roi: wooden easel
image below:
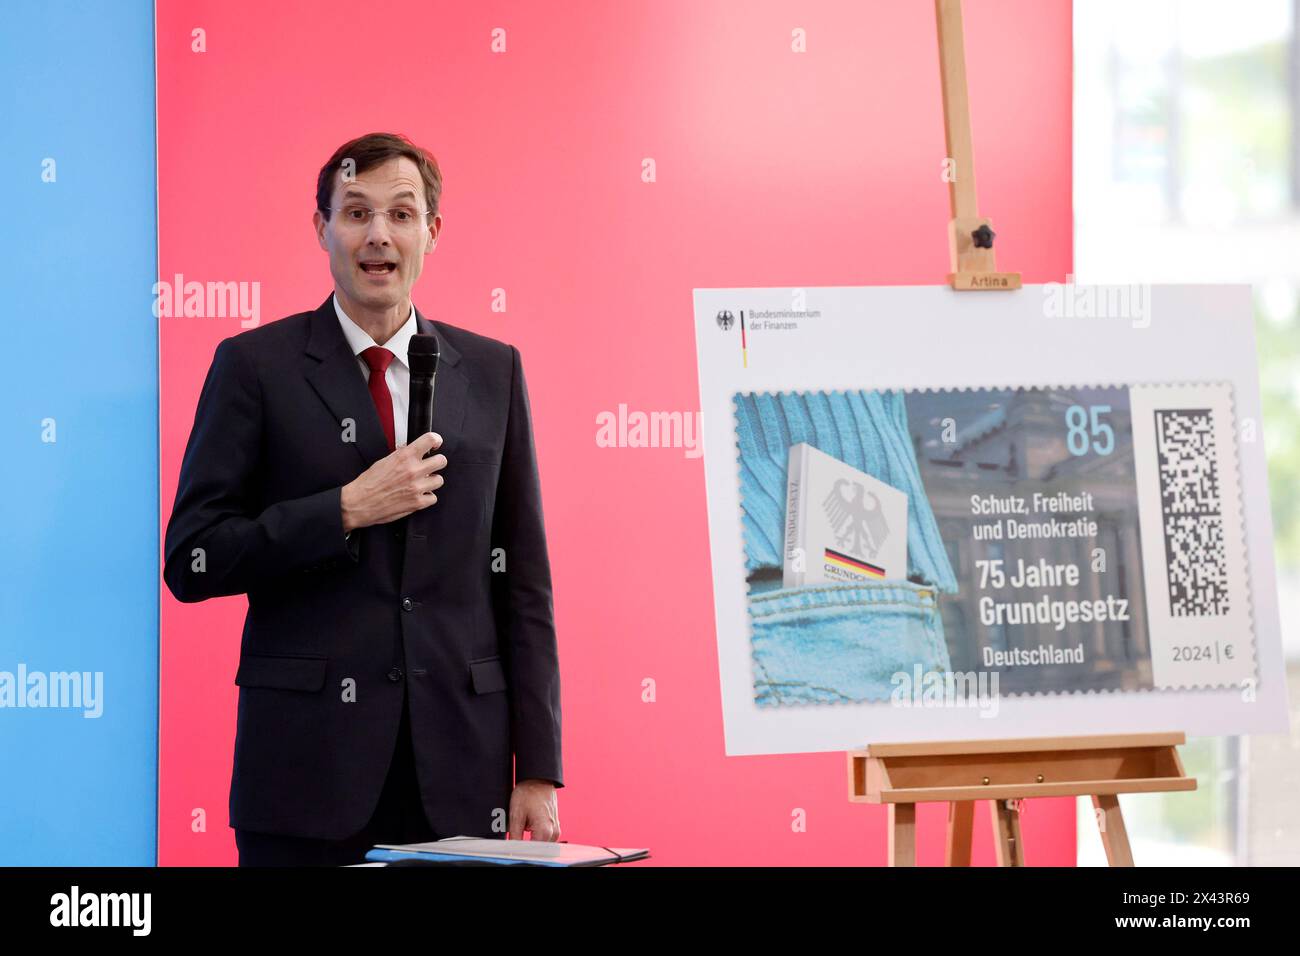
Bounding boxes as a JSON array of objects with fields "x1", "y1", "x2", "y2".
[
  {"x1": 848, "y1": 733, "x2": 1196, "y2": 866},
  {"x1": 935, "y1": 0, "x2": 1021, "y2": 290},
  {"x1": 843, "y1": 4, "x2": 1196, "y2": 867}
]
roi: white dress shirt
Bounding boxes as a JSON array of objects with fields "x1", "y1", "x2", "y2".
[{"x1": 333, "y1": 293, "x2": 419, "y2": 448}]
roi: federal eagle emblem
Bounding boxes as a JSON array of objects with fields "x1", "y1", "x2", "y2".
[{"x1": 822, "y1": 478, "x2": 889, "y2": 559}]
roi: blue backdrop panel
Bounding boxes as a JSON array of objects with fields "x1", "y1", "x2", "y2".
[{"x1": 0, "y1": 0, "x2": 158, "y2": 865}]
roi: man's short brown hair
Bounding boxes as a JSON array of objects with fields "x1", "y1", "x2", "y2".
[{"x1": 316, "y1": 132, "x2": 443, "y2": 220}]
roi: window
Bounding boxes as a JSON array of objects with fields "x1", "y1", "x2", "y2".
[{"x1": 1075, "y1": 0, "x2": 1300, "y2": 866}]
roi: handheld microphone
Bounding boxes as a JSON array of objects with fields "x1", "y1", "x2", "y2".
[{"x1": 407, "y1": 333, "x2": 440, "y2": 459}]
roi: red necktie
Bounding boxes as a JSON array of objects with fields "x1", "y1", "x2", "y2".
[{"x1": 361, "y1": 346, "x2": 396, "y2": 452}]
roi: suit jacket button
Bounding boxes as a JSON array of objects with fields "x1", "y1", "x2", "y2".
[
  {"x1": 401, "y1": 597, "x2": 414, "y2": 612},
  {"x1": 388, "y1": 667, "x2": 403, "y2": 682}
]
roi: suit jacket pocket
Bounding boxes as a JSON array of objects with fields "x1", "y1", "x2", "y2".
[
  {"x1": 468, "y1": 656, "x2": 508, "y2": 695},
  {"x1": 235, "y1": 653, "x2": 328, "y2": 692}
]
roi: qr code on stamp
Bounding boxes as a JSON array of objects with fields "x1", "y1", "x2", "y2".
[{"x1": 1155, "y1": 409, "x2": 1229, "y2": 616}]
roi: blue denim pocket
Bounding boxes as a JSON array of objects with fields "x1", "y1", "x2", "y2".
[
  {"x1": 735, "y1": 389, "x2": 960, "y2": 708},
  {"x1": 749, "y1": 577, "x2": 951, "y2": 706}
]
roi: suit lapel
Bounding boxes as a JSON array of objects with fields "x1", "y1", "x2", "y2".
[
  {"x1": 304, "y1": 294, "x2": 391, "y2": 468},
  {"x1": 303, "y1": 294, "x2": 469, "y2": 471}
]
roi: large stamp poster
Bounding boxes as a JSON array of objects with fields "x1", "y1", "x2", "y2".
[{"x1": 694, "y1": 285, "x2": 1288, "y2": 755}]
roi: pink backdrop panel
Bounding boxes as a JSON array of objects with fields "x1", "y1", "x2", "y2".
[{"x1": 158, "y1": 0, "x2": 1074, "y2": 865}]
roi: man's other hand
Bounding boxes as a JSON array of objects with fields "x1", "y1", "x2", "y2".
[
  {"x1": 340, "y1": 432, "x2": 446, "y2": 532},
  {"x1": 507, "y1": 779, "x2": 560, "y2": 841}
]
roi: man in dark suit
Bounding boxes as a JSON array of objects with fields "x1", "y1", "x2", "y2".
[{"x1": 163, "y1": 132, "x2": 562, "y2": 866}]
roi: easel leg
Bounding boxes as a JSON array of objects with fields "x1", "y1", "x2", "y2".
[
  {"x1": 1091, "y1": 794, "x2": 1135, "y2": 867},
  {"x1": 888, "y1": 803, "x2": 917, "y2": 867},
  {"x1": 945, "y1": 800, "x2": 974, "y2": 866},
  {"x1": 991, "y1": 799, "x2": 1025, "y2": 866}
]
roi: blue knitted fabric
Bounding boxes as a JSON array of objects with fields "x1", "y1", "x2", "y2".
[{"x1": 734, "y1": 390, "x2": 958, "y2": 593}]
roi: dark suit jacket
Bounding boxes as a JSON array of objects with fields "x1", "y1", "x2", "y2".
[{"x1": 163, "y1": 292, "x2": 562, "y2": 841}]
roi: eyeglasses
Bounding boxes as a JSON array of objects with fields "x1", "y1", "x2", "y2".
[{"x1": 327, "y1": 204, "x2": 431, "y2": 232}]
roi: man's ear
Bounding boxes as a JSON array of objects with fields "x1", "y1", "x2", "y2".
[
  {"x1": 425, "y1": 213, "x2": 442, "y2": 255},
  {"x1": 313, "y1": 209, "x2": 328, "y2": 250}
]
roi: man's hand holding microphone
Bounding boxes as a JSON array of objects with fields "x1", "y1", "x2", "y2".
[{"x1": 340, "y1": 431, "x2": 446, "y2": 533}]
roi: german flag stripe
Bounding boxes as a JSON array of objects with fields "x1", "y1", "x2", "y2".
[{"x1": 824, "y1": 547, "x2": 885, "y2": 577}]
